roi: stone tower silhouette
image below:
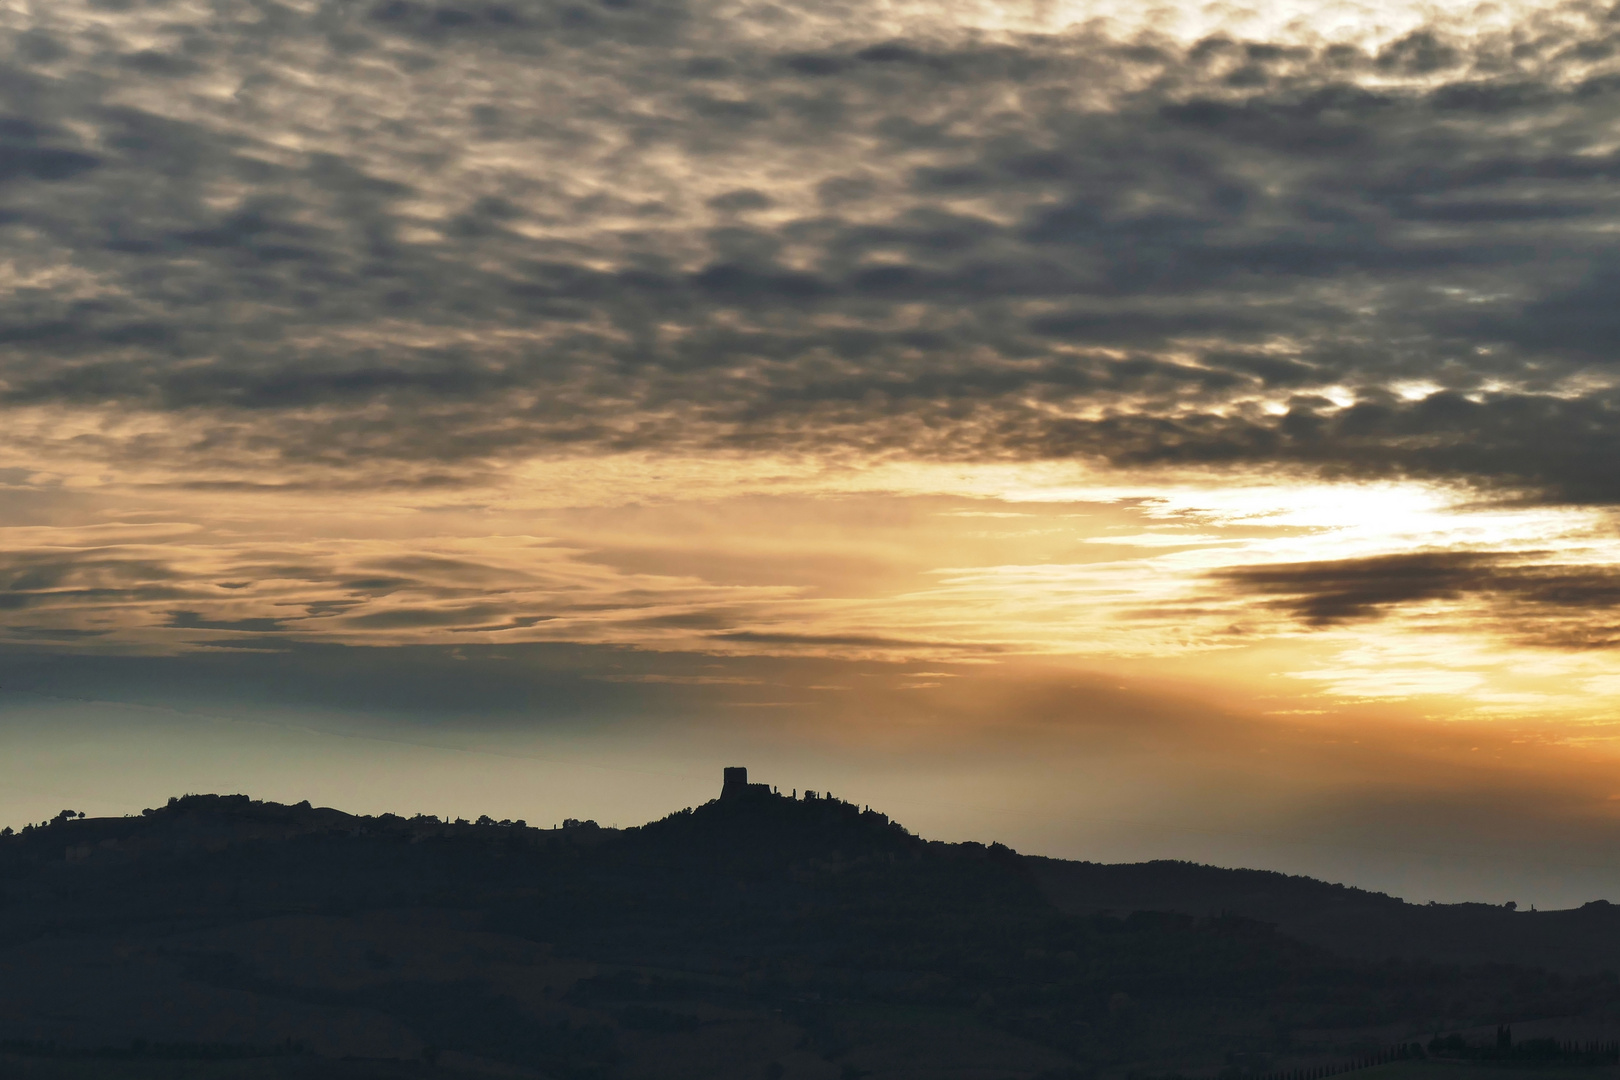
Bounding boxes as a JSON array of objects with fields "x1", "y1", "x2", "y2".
[
  {"x1": 721, "y1": 766, "x2": 774, "y2": 801},
  {"x1": 721, "y1": 766, "x2": 750, "y2": 800}
]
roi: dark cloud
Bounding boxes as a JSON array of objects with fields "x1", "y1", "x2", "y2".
[
  {"x1": 0, "y1": 552, "x2": 191, "y2": 620},
  {"x1": 1219, "y1": 551, "x2": 1620, "y2": 645},
  {"x1": 1220, "y1": 551, "x2": 1509, "y2": 624},
  {"x1": 167, "y1": 610, "x2": 288, "y2": 633},
  {"x1": 6, "y1": 1, "x2": 1620, "y2": 498}
]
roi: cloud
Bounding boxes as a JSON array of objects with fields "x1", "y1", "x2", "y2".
[
  {"x1": 0, "y1": 1, "x2": 1619, "y2": 499},
  {"x1": 1220, "y1": 551, "x2": 1509, "y2": 624},
  {"x1": 0, "y1": 522, "x2": 807, "y2": 653},
  {"x1": 1218, "y1": 550, "x2": 1620, "y2": 646}
]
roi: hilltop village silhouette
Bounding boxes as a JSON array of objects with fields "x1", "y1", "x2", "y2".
[
  {"x1": 0, "y1": 768, "x2": 1616, "y2": 1080},
  {"x1": 720, "y1": 765, "x2": 855, "y2": 806}
]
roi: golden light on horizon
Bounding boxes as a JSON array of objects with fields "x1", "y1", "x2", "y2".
[{"x1": 4, "y1": 454, "x2": 1619, "y2": 726}]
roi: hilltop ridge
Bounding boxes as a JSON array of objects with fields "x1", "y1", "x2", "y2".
[
  {"x1": 0, "y1": 772, "x2": 1618, "y2": 1080},
  {"x1": 6, "y1": 780, "x2": 1618, "y2": 974},
  {"x1": 6, "y1": 778, "x2": 1619, "y2": 974}
]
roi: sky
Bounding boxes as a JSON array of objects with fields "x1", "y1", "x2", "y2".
[{"x1": 4, "y1": 0, "x2": 1620, "y2": 906}]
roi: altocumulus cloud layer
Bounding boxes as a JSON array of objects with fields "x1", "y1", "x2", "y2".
[{"x1": 6, "y1": 0, "x2": 1620, "y2": 497}]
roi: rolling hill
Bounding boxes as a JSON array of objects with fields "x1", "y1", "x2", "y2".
[{"x1": 1, "y1": 773, "x2": 1617, "y2": 1080}]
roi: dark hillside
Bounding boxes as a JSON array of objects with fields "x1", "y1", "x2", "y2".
[
  {"x1": 1028, "y1": 857, "x2": 1620, "y2": 974},
  {"x1": 1024, "y1": 858, "x2": 1406, "y2": 925},
  {"x1": 0, "y1": 778, "x2": 1617, "y2": 1080}
]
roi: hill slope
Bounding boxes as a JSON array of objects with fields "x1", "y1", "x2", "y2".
[
  {"x1": 1027, "y1": 856, "x2": 1620, "y2": 974},
  {"x1": 0, "y1": 784, "x2": 1616, "y2": 1080}
]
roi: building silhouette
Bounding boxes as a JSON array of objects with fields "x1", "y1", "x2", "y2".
[{"x1": 721, "y1": 767, "x2": 773, "y2": 801}]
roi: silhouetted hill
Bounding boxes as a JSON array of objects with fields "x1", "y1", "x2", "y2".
[
  {"x1": 634, "y1": 788, "x2": 918, "y2": 864},
  {"x1": 0, "y1": 778, "x2": 1618, "y2": 1080},
  {"x1": 1025, "y1": 858, "x2": 1405, "y2": 925},
  {"x1": 1027, "y1": 857, "x2": 1620, "y2": 975}
]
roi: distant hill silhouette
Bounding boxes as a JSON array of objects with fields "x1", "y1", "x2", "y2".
[
  {"x1": 0, "y1": 774, "x2": 1616, "y2": 1080},
  {"x1": 1027, "y1": 857, "x2": 1620, "y2": 974}
]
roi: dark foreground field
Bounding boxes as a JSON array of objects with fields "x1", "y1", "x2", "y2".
[{"x1": 2, "y1": 778, "x2": 1618, "y2": 1080}]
